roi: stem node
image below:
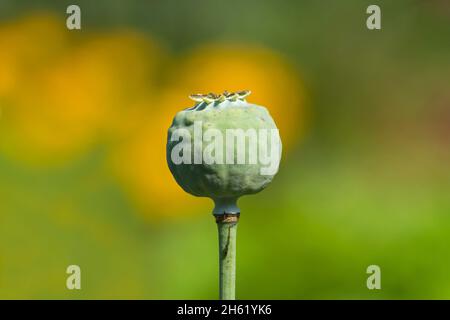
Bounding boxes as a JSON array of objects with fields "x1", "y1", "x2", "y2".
[{"x1": 215, "y1": 213, "x2": 239, "y2": 300}]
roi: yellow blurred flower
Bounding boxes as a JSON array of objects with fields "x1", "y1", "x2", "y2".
[
  {"x1": 169, "y1": 43, "x2": 306, "y2": 150},
  {"x1": 0, "y1": 14, "x2": 164, "y2": 164},
  {"x1": 0, "y1": 13, "x2": 69, "y2": 97}
]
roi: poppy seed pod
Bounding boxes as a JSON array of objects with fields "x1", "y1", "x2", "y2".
[{"x1": 166, "y1": 91, "x2": 282, "y2": 215}]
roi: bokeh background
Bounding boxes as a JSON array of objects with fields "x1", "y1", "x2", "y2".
[{"x1": 0, "y1": 0, "x2": 449, "y2": 299}]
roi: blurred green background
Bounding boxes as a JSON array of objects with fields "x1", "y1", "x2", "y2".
[{"x1": 0, "y1": 0, "x2": 449, "y2": 299}]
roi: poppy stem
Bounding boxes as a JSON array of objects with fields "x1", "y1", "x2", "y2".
[{"x1": 215, "y1": 213, "x2": 239, "y2": 300}]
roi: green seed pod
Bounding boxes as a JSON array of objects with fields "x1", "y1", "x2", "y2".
[{"x1": 166, "y1": 91, "x2": 282, "y2": 215}]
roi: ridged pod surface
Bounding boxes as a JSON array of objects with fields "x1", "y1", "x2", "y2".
[{"x1": 167, "y1": 91, "x2": 282, "y2": 214}]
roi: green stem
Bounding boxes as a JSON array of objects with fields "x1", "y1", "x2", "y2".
[{"x1": 216, "y1": 214, "x2": 239, "y2": 300}]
